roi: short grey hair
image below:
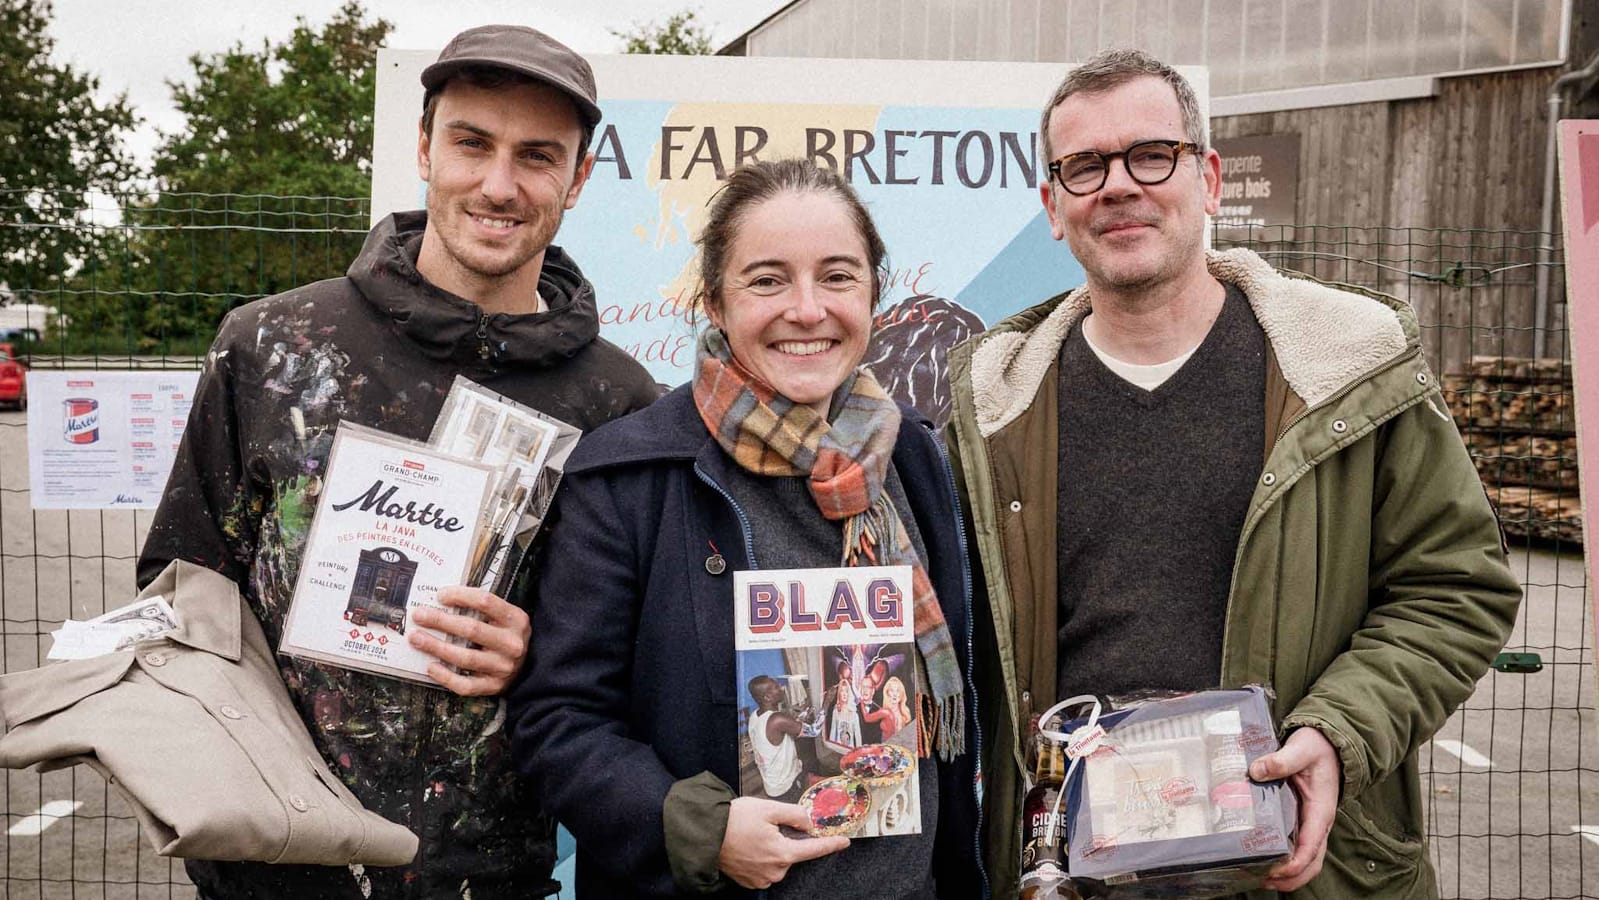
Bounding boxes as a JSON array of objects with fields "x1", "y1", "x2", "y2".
[{"x1": 1037, "y1": 49, "x2": 1207, "y2": 167}]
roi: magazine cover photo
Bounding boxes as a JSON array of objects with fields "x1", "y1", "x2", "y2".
[{"x1": 734, "y1": 566, "x2": 924, "y2": 838}]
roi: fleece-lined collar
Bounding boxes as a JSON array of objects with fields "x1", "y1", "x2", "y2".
[
  {"x1": 347, "y1": 210, "x2": 602, "y2": 370},
  {"x1": 967, "y1": 247, "x2": 1412, "y2": 438}
]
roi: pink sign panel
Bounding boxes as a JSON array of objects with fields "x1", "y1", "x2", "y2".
[{"x1": 1558, "y1": 120, "x2": 1599, "y2": 667}]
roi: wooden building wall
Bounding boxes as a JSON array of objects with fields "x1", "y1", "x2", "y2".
[
  {"x1": 1211, "y1": 67, "x2": 1564, "y2": 372},
  {"x1": 727, "y1": 0, "x2": 1599, "y2": 374},
  {"x1": 1213, "y1": 67, "x2": 1575, "y2": 233},
  {"x1": 1207, "y1": 3, "x2": 1596, "y2": 374}
]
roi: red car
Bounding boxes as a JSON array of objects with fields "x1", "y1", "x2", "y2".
[{"x1": 0, "y1": 344, "x2": 27, "y2": 410}]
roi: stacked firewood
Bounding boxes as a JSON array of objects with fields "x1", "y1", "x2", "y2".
[
  {"x1": 1458, "y1": 432, "x2": 1578, "y2": 490},
  {"x1": 1487, "y1": 485, "x2": 1584, "y2": 545},
  {"x1": 1441, "y1": 380, "x2": 1573, "y2": 432},
  {"x1": 1469, "y1": 357, "x2": 1570, "y2": 381},
  {"x1": 1441, "y1": 356, "x2": 1581, "y2": 545}
]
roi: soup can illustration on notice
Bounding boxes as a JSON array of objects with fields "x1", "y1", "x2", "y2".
[{"x1": 63, "y1": 398, "x2": 100, "y2": 444}]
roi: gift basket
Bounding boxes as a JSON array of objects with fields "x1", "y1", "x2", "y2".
[{"x1": 1031, "y1": 686, "x2": 1297, "y2": 899}]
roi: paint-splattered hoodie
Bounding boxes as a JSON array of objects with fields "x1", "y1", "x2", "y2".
[{"x1": 137, "y1": 210, "x2": 661, "y2": 900}]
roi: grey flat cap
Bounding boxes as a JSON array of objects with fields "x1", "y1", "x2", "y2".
[{"x1": 421, "y1": 25, "x2": 601, "y2": 130}]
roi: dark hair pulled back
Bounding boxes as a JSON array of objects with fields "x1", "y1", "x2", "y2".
[{"x1": 694, "y1": 159, "x2": 887, "y2": 319}]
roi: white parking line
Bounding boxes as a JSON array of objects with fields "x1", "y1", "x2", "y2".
[
  {"x1": 1574, "y1": 825, "x2": 1599, "y2": 847},
  {"x1": 1432, "y1": 739, "x2": 1493, "y2": 768},
  {"x1": 7, "y1": 800, "x2": 82, "y2": 836}
]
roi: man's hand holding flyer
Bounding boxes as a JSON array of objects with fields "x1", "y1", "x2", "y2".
[{"x1": 277, "y1": 378, "x2": 578, "y2": 685}]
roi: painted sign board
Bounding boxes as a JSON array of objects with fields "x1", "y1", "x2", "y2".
[
  {"x1": 1212, "y1": 134, "x2": 1300, "y2": 236},
  {"x1": 372, "y1": 53, "x2": 1209, "y2": 422}
]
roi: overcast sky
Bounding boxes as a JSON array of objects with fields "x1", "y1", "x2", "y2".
[{"x1": 47, "y1": 0, "x2": 789, "y2": 162}]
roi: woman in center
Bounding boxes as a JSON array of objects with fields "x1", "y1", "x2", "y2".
[{"x1": 510, "y1": 159, "x2": 983, "y2": 898}]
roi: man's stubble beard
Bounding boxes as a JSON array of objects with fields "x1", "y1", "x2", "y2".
[
  {"x1": 426, "y1": 191, "x2": 564, "y2": 284},
  {"x1": 1079, "y1": 220, "x2": 1207, "y2": 302}
]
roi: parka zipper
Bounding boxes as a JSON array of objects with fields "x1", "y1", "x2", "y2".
[
  {"x1": 693, "y1": 463, "x2": 758, "y2": 569},
  {"x1": 1220, "y1": 346, "x2": 1431, "y2": 678},
  {"x1": 929, "y1": 424, "x2": 992, "y2": 899},
  {"x1": 692, "y1": 461, "x2": 764, "y2": 899}
]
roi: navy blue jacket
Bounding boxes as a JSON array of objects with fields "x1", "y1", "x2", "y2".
[{"x1": 509, "y1": 385, "x2": 987, "y2": 898}]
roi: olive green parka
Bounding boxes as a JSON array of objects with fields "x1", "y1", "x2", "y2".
[{"x1": 945, "y1": 247, "x2": 1521, "y2": 899}]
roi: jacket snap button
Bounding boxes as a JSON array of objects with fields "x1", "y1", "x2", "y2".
[
  {"x1": 289, "y1": 795, "x2": 309, "y2": 812},
  {"x1": 1261, "y1": 473, "x2": 1276, "y2": 486},
  {"x1": 143, "y1": 652, "x2": 166, "y2": 667},
  {"x1": 219, "y1": 705, "x2": 243, "y2": 720},
  {"x1": 1366, "y1": 859, "x2": 1377, "y2": 873},
  {"x1": 704, "y1": 554, "x2": 726, "y2": 576},
  {"x1": 1009, "y1": 500, "x2": 1022, "y2": 512},
  {"x1": 1332, "y1": 420, "x2": 1348, "y2": 433},
  {"x1": 1416, "y1": 372, "x2": 1429, "y2": 385}
]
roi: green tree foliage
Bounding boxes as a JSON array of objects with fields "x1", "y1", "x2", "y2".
[
  {"x1": 612, "y1": 9, "x2": 715, "y2": 55},
  {"x1": 0, "y1": 0, "x2": 137, "y2": 298},
  {"x1": 65, "y1": 1, "x2": 391, "y2": 353},
  {"x1": 155, "y1": 0, "x2": 389, "y2": 197}
]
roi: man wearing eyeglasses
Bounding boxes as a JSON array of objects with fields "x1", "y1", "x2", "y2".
[{"x1": 945, "y1": 49, "x2": 1519, "y2": 899}]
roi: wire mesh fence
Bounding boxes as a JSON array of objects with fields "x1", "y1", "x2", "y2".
[
  {"x1": 0, "y1": 196, "x2": 1593, "y2": 899},
  {"x1": 0, "y1": 188, "x2": 370, "y2": 360},
  {"x1": 1219, "y1": 224, "x2": 1592, "y2": 899}
]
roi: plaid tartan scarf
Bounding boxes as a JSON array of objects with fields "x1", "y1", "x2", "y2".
[{"x1": 693, "y1": 328, "x2": 965, "y2": 760}]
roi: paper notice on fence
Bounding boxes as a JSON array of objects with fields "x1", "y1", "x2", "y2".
[{"x1": 26, "y1": 370, "x2": 200, "y2": 509}]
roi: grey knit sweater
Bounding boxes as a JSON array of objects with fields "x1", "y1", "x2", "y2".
[{"x1": 1054, "y1": 283, "x2": 1266, "y2": 703}]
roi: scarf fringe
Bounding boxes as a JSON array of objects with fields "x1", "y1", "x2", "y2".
[
  {"x1": 918, "y1": 693, "x2": 966, "y2": 762},
  {"x1": 842, "y1": 497, "x2": 895, "y2": 567}
]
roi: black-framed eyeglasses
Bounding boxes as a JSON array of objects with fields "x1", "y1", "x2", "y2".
[{"x1": 1046, "y1": 139, "x2": 1203, "y2": 196}]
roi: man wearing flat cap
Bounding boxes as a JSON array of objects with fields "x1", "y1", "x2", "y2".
[{"x1": 138, "y1": 24, "x2": 659, "y2": 900}]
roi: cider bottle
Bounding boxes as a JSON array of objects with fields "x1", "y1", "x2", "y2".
[{"x1": 1019, "y1": 733, "x2": 1082, "y2": 900}]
